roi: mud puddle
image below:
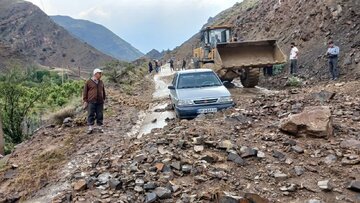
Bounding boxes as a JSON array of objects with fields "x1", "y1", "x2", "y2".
[
  {"x1": 129, "y1": 65, "x2": 175, "y2": 139},
  {"x1": 232, "y1": 78, "x2": 279, "y2": 95}
]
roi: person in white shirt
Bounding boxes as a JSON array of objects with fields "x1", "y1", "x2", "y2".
[
  {"x1": 289, "y1": 42, "x2": 299, "y2": 75},
  {"x1": 326, "y1": 40, "x2": 340, "y2": 80}
]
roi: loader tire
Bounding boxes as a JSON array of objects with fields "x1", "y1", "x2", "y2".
[{"x1": 240, "y1": 68, "x2": 259, "y2": 88}]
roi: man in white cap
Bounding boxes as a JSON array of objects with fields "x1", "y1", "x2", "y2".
[{"x1": 83, "y1": 68, "x2": 106, "y2": 134}]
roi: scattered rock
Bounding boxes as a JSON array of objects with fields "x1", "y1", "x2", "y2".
[
  {"x1": 154, "y1": 187, "x2": 172, "y2": 199},
  {"x1": 280, "y1": 184, "x2": 297, "y2": 192},
  {"x1": 145, "y1": 193, "x2": 157, "y2": 203},
  {"x1": 347, "y1": 180, "x2": 360, "y2": 192},
  {"x1": 240, "y1": 146, "x2": 257, "y2": 158},
  {"x1": 170, "y1": 161, "x2": 181, "y2": 170},
  {"x1": 257, "y1": 151, "x2": 266, "y2": 158},
  {"x1": 294, "y1": 166, "x2": 305, "y2": 176},
  {"x1": 216, "y1": 193, "x2": 246, "y2": 202},
  {"x1": 192, "y1": 137, "x2": 204, "y2": 145},
  {"x1": 283, "y1": 139, "x2": 297, "y2": 146},
  {"x1": 155, "y1": 162, "x2": 165, "y2": 171},
  {"x1": 227, "y1": 152, "x2": 245, "y2": 166},
  {"x1": 109, "y1": 179, "x2": 122, "y2": 190},
  {"x1": 341, "y1": 155, "x2": 360, "y2": 165},
  {"x1": 134, "y1": 185, "x2": 143, "y2": 192},
  {"x1": 274, "y1": 171, "x2": 288, "y2": 180},
  {"x1": 97, "y1": 172, "x2": 111, "y2": 185},
  {"x1": 272, "y1": 150, "x2": 286, "y2": 161},
  {"x1": 312, "y1": 90, "x2": 335, "y2": 102},
  {"x1": 324, "y1": 154, "x2": 337, "y2": 165},
  {"x1": 306, "y1": 199, "x2": 323, "y2": 203},
  {"x1": 291, "y1": 145, "x2": 304, "y2": 154},
  {"x1": 317, "y1": 180, "x2": 333, "y2": 191},
  {"x1": 63, "y1": 117, "x2": 73, "y2": 127},
  {"x1": 135, "y1": 178, "x2": 145, "y2": 186},
  {"x1": 280, "y1": 106, "x2": 333, "y2": 138},
  {"x1": 144, "y1": 182, "x2": 157, "y2": 191},
  {"x1": 134, "y1": 153, "x2": 147, "y2": 163},
  {"x1": 285, "y1": 158, "x2": 293, "y2": 165},
  {"x1": 73, "y1": 179, "x2": 87, "y2": 191},
  {"x1": 181, "y1": 165, "x2": 192, "y2": 173},
  {"x1": 340, "y1": 139, "x2": 360, "y2": 150},
  {"x1": 194, "y1": 145, "x2": 204, "y2": 153},
  {"x1": 219, "y1": 140, "x2": 235, "y2": 150},
  {"x1": 200, "y1": 153, "x2": 219, "y2": 163}
]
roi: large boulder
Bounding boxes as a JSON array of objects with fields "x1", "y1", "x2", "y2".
[{"x1": 280, "y1": 106, "x2": 333, "y2": 138}]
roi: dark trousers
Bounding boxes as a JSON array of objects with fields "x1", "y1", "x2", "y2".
[
  {"x1": 87, "y1": 102, "x2": 104, "y2": 126},
  {"x1": 290, "y1": 59, "x2": 298, "y2": 74},
  {"x1": 263, "y1": 66, "x2": 273, "y2": 76},
  {"x1": 329, "y1": 57, "x2": 339, "y2": 79}
]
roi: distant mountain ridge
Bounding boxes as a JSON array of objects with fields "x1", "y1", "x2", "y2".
[
  {"x1": 0, "y1": 0, "x2": 114, "y2": 70},
  {"x1": 51, "y1": 15, "x2": 144, "y2": 62},
  {"x1": 145, "y1": 49, "x2": 164, "y2": 59}
]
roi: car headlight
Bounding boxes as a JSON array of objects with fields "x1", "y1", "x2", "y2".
[
  {"x1": 218, "y1": 96, "x2": 233, "y2": 103},
  {"x1": 177, "y1": 99, "x2": 193, "y2": 106}
]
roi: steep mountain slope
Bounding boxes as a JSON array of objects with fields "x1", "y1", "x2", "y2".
[
  {"x1": 170, "y1": 0, "x2": 360, "y2": 82},
  {"x1": 51, "y1": 15, "x2": 144, "y2": 62},
  {"x1": 0, "y1": 0, "x2": 115, "y2": 70}
]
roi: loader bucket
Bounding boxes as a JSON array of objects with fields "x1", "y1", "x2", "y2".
[{"x1": 215, "y1": 40, "x2": 287, "y2": 69}]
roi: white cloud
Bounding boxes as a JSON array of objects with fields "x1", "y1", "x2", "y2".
[
  {"x1": 78, "y1": 6, "x2": 110, "y2": 20},
  {"x1": 26, "y1": 0, "x2": 241, "y2": 53}
]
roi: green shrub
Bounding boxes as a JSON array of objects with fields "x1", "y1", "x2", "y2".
[
  {"x1": 286, "y1": 76, "x2": 302, "y2": 87},
  {"x1": 273, "y1": 64, "x2": 285, "y2": 75}
]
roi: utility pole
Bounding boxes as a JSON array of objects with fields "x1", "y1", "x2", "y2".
[
  {"x1": 0, "y1": 117, "x2": 5, "y2": 155},
  {"x1": 62, "y1": 68, "x2": 64, "y2": 85}
]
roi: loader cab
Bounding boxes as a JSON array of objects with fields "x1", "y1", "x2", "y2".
[
  {"x1": 193, "y1": 25, "x2": 233, "y2": 68},
  {"x1": 202, "y1": 26, "x2": 232, "y2": 48}
]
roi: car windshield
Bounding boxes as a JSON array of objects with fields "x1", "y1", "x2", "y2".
[{"x1": 177, "y1": 72, "x2": 222, "y2": 89}]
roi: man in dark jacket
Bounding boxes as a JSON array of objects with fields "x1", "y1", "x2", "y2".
[
  {"x1": 83, "y1": 68, "x2": 106, "y2": 134},
  {"x1": 148, "y1": 61, "x2": 153, "y2": 73},
  {"x1": 182, "y1": 59, "x2": 186, "y2": 70},
  {"x1": 169, "y1": 59, "x2": 174, "y2": 72}
]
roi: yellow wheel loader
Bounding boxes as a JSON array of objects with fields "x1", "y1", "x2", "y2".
[{"x1": 193, "y1": 25, "x2": 287, "y2": 88}]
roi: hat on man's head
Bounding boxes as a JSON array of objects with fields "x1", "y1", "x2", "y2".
[
  {"x1": 328, "y1": 40, "x2": 334, "y2": 44},
  {"x1": 93, "y1": 68, "x2": 103, "y2": 75}
]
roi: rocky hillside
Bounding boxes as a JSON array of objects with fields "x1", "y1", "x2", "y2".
[
  {"x1": 0, "y1": 0, "x2": 115, "y2": 70},
  {"x1": 51, "y1": 15, "x2": 144, "y2": 62},
  {"x1": 170, "y1": 0, "x2": 360, "y2": 82}
]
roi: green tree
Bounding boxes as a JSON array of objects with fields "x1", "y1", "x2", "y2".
[{"x1": 0, "y1": 67, "x2": 44, "y2": 144}]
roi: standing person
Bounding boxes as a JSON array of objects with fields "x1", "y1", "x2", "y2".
[
  {"x1": 169, "y1": 59, "x2": 174, "y2": 72},
  {"x1": 83, "y1": 68, "x2": 106, "y2": 134},
  {"x1": 148, "y1": 61, "x2": 153, "y2": 73},
  {"x1": 263, "y1": 65, "x2": 273, "y2": 77},
  {"x1": 232, "y1": 33, "x2": 238, "y2": 42},
  {"x1": 154, "y1": 60, "x2": 160, "y2": 73},
  {"x1": 326, "y1": 40, "x2": 340, "y2": 80},
  {"x1": 289, "y1": 42, "x2": 299, "y2": 75},
  {"x1": 181, "y1": 59, "x2": 186, "y2": 70}
]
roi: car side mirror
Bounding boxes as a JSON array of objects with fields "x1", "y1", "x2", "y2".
[{"x1": 168, "y1": 85, "x2": 175, "y2": 90}]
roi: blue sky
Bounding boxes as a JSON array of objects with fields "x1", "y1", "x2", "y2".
[{"x1": 26, "y1": 0, "x2": 241, "y2": 53}]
